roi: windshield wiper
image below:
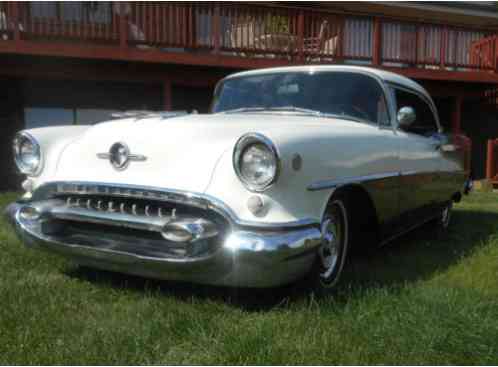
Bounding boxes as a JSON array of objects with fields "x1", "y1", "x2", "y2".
[
  {"x1": 221, "y1": 107, "x2": 269, "y2": 114},
  {"x1": 317, "y1": 112, "x2": 364, "y2": 123},
  {"x1": 221, "y1": 106, "x2": 321, "y2": 115},
  {"x1": 265, "y1": 106, "x2": 321, "y2": 115},
  {"x1": 267, "y1": 107, "x2": 365, "y2": 123},
  {"x1": 220, "y1": 106, "x2": 365, "y2": 123}
]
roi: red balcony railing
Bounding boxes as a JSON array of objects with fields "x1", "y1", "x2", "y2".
[{"x1": 2, "y1": 2, "x2": 498, "y2": 73}]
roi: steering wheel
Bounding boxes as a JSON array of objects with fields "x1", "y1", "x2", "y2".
[{"x1": 328, "y1": 104, "x2": 370, "y2": 121}]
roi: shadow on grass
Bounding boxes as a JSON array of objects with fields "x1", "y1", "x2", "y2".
[{"x1": 65, "y1": 208, "x2": 498, "y2": 311}]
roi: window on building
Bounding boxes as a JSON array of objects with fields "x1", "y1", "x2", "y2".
[
  {"x1": 24, "y1": 107, "x2": 121, "y2": 128},
  {"x1": 75, "y1": 109, "x2": 120, "y2": 124},
  {"x1": 24, "y1": 108, "x2": 74, "y2": 129},
  {"x1": 30, "y1": 2, "x2": 112, "y2": 24}
]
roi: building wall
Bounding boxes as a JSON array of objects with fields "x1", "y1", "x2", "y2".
[
  {"x1": 171, "y1": 85, "x2": 213, "y2": 113},
  {"x1": 462, "y1": 101, "x2": 498, "y2": 180},
  {"x1": 22, "y1": 79, "x2": 164, "y2": 128},
  {"x1": 0, "y1": 79, "x2": 24, "y2": 191}
]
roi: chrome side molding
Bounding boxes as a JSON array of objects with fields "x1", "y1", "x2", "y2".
[{"x1": 307, "y1": 172, "x2": 399, "y2": 191}]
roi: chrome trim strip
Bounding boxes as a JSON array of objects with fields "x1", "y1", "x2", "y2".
[
  {"x1": 379, "y1": 212, "x2": 439, "y2": 247},
  {"x1": 31, "y1": 181, "x2": 318, "y2": 229},
  {"x1": 307, "y1": 172, "x2": 399, "y2": 191},
  {"x1": 308, "y1": 169, "x2": 466, "y2": 192}
]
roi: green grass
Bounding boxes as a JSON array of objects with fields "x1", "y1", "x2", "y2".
[{"x1": 1, "y1": 192, "x2": 498, "y2": 364}]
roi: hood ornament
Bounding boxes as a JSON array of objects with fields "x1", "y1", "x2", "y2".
[{"x1": 97, "y1": 142, "x2": 147, "y2": 171}]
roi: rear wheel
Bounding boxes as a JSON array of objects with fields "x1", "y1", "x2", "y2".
[{"x1": 310, "y1": 196, "x2": 350, "y2": 291}]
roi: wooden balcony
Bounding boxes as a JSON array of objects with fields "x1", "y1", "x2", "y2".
[{"x1": 1, "y1": 2, "x2": 498, "y2": 83}]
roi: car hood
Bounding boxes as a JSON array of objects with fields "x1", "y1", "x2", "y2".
[{"x1": 54, "y1": 113, "x2": 374, "y2": 193}]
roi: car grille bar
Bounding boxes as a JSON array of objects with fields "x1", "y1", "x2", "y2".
[
  {"x1": 64, "y1": 196, "x2": 176, "y2": 220},
  {"x1": 49, "y1": 197, "x2": 173, "y2": 233},
  {"x1": 53, "y1": 182, "x2": 211, "y2": 210}
]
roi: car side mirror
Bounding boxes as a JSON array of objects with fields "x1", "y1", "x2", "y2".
[{"x1": 397, "y1": 106, "x2": 416, "y2": 129}]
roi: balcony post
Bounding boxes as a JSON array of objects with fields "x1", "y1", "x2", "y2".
[
  {"x1": 297, "y1": 10, "x2": 304, "y2": 63},
  {"x1": 372, "y1": 17, "x2": 382, "y2": 66},
  {"x1": 119, "y1": 2, "x2": 128, "y2": 49},
  {"x1": 213, "y1": 3, "x2": 221, "y2": 54},
  {"x1": 12, "y1": 1, "x2": 20, "y2": 42},
  {"x1": 440, "y1": 26, "x2": 447, "y2": 69}
]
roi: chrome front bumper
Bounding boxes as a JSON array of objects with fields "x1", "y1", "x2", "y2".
[{"x1": 5, "y1": 200, "x2": 321, "y2": 287}]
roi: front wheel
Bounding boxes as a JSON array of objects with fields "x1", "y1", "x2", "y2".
[{"x1": 309, "y1": 196, "x2": 351, "y2": 291}]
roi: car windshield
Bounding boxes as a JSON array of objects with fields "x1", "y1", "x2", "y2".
[{"x1": 211, "y1": 71, "x2": 389, "y2": 125}]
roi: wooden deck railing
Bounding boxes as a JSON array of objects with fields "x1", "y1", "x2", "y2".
[{"x1": 2, "y1": 2, "x2": 498, "y2": 72}]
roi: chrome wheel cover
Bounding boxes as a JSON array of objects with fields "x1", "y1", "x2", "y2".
[
  {"x1": 319, "y1": 217, "x2": 340, "y2": 279},
  {"x1": 441, "y1": 205, "x2": 451, "y2": 228}
]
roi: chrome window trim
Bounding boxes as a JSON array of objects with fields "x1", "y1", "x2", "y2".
[
  {"x1": 387, "y1": 82, "x2": 442, "y2": 133},
  {"x1": 31, "y1": 181, "x2": 317, "y2": 229},
  {"x1": 232, "y1": 133, "x2": 281, "y2": 193}
]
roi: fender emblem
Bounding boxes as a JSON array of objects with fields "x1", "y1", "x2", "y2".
[{"x1": 97, "y1": 142, "x2": 147, "y2": 171}]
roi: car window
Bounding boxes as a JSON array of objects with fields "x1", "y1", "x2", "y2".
[
  {"x1": 393, "y1": 88, "x2": 438, "y2": 136},
  {"x1": 211, "y1": 72, "x2": 389, "y2": 125}
]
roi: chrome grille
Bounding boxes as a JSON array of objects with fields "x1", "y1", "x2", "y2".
[
  {"x1": 32, "y1": 193, "x2": 227, "y2": 259},
  {"x1": 63, "y1": 195, "x2": 177, "y2": 219},
  {"x1": 55, "y1": 183, "x2": 211, "y2": 210}
]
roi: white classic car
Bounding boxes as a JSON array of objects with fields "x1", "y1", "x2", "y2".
[{"x1": 6, "y1": 66, "x2": 471, "y2": 290}]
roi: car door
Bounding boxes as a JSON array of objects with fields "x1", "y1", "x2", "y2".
[{"x1": 391, "y1": 86, "x2": 442, "y2": 223}]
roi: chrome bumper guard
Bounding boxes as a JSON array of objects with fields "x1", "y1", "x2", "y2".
[{"x1": 5, "y1": 191, "x2": 321, "y2": 287}]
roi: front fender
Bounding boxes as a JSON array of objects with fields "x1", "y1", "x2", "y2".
[{"x1": 16, "y1": 126, "x2": 91, "y2": 190}]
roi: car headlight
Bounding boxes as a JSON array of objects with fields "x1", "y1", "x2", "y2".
[
  {"x1": 13, "y1": 132, "x2": 42, "y2": 176},
  {"x1": 233, "y1": 133, "x2": 280, "y2": 192}
]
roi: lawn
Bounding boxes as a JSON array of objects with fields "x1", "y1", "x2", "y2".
[{"x1": 1, "y1": 192, "x2": 498, "y2": 364}]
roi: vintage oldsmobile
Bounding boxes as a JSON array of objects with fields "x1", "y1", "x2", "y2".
[{"x1": 6, "y1": 66, "x2": 471, "y2": 290}]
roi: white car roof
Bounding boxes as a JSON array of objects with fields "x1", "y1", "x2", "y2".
[{"x1": 225, "y1": 65, "x2": 430, "y2": 101}]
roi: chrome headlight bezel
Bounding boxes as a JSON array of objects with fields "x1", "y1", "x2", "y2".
[
  {"x1": 13, "y1": 131, "x2": 43, "y2": 176},
  {"x1": 233, "y1": 133, "x2": 280, "y2": 192}
]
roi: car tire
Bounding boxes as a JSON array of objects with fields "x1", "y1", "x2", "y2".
[{"x1": 309, "y1": 195, "x2": 351, "y2": 293}]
